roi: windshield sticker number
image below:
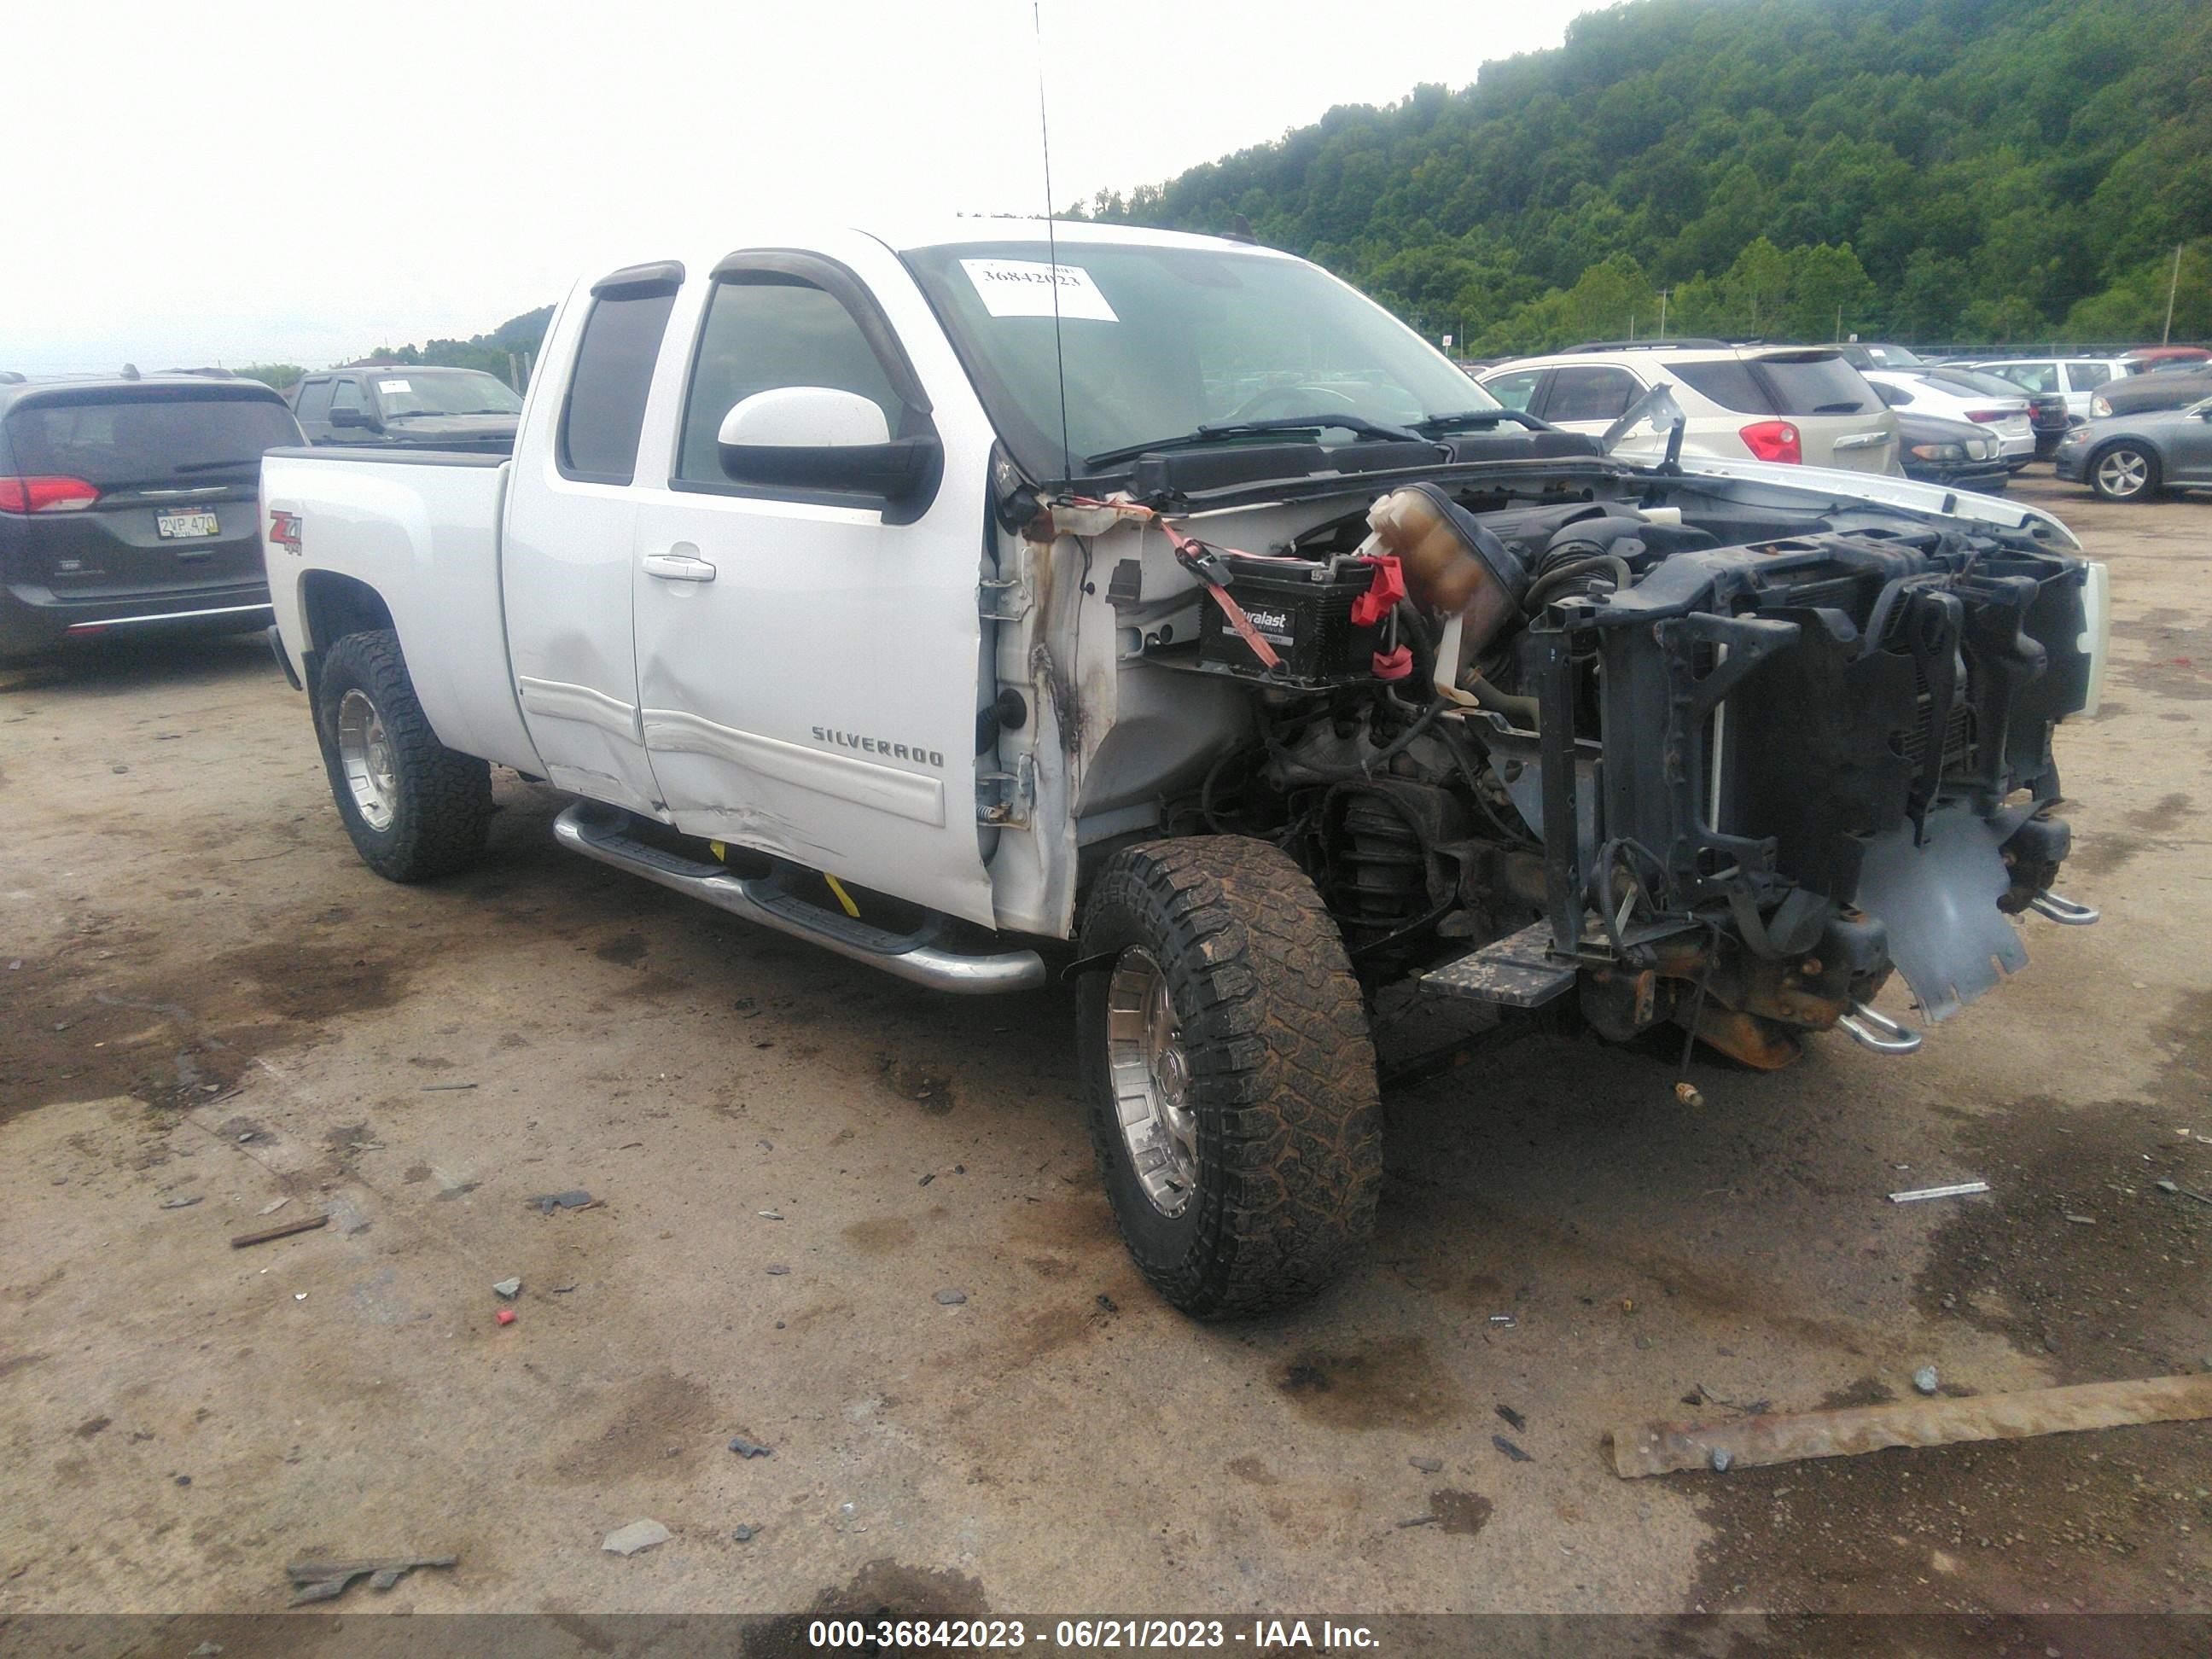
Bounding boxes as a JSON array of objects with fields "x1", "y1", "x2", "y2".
[
  {"x1": 378, "y1": 379, "x2": 411, "y2": 393},
  {"x1": 960, "y1": 259, "x2": 1119, "y2": 323}
]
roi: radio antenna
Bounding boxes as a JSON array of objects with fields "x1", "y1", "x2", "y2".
[{"x1": 1033, "y1": 0, "x2": 1073, "y2": 482}]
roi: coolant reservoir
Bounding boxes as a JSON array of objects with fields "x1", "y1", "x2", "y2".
[{"x1": 1362, "y1": 483, "x2": 1534, "y2": 659}]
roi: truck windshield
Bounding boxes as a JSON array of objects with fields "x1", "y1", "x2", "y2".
[
  {"x1": 370, "y1": 370, "x2": 522, "y2": 419},
  {"x1": 901, "y1": 237, "x2": 1495, "y2": 481}
]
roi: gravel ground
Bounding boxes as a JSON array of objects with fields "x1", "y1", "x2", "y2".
[{"x1": 1, "y1": 472, "x2": 2206, "y2": 1621}]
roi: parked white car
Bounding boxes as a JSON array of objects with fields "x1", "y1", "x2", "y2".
[
  {"x1": 1966, "y1": 358, "x2": 2128, "y2": 420},
  {"x1": 1863, "y1": 369, "x2": 2034, "y2": 467},
  {"x1": 1478, "y1": 342, "x2": 1903, "y2": 474}
]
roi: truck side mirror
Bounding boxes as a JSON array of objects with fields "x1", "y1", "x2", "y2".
[
  {"x1": 329, "y1": 405, "x2": 374, "y2": 429},
  {"x1": 716, "y1": 387, "x2": 940, "y2": 505}
]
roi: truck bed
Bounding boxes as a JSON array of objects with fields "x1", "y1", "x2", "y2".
[{"x1": 259, "y1": 447, "x2": 542, "y2": 775}]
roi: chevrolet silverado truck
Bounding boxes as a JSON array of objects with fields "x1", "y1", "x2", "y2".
[{"x1": 260, "y1": 221, "x2": 2109, "y2": 1318}]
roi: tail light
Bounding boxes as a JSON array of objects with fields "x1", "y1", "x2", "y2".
[
  {"x1": 1738, "y1": 420, "x2": 1802, "y2": 464},
  {"x1": 0, "y1": 476, "x2": 100, "y2": 514},
  {"x1": 1965, "y1": 410, "x2": 2010, "y2": 424}
]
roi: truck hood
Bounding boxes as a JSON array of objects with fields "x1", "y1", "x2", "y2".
[
  {"x1": 1656, "y1": 452, "x2": 2082, "y2": 551},
  {"x1": 376, "y1": 413, "x2": 519, "y2": 451}
]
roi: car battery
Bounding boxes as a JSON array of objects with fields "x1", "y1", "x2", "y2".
[{"x1": 1193, "y1": 554, "x2": 1385, "y2": 685}]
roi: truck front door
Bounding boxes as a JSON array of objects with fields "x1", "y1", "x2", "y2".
[{"x1": 626, "y1": 244, "x2": 997, "y2": 927}]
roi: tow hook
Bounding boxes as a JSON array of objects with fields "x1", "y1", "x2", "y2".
[
  {"x1": 1837, "y1": 1003, "x2": 1923, "y2": 1056},
  {"x1": 2028, "y1": 891, "x2": 2099, "y2": 926}
]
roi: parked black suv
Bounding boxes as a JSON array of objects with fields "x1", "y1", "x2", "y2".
[
  {"x1": 1, "y1": 371, "x2": 301, "y2": 662},
  {"x1": 289, "y1": 366, "x2": 521, "y2": 452}
]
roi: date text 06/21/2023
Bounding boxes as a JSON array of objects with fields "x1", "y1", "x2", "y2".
[{"x1": 804, "y1": 1617, "x2": 1381, "y2": 1650}]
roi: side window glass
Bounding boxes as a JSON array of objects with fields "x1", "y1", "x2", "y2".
[
  {"x1": 676, "y1": 278, "x2": 903, "y2": 485},
  {"x1": 295, "y1": 380, "x2": 335, "y2": 422},
  {"x1": 560, "y1": 289, "x2": 679, "y2": 483},
  {"x1": 1545, "y1": 365, "x2": 1639, "y2": 423},
  {"x1": 2067, "y1": 362, "x2": 2113, "y2": 391},
  {"x1": 1481, "y1": 370, "x2": 1541, "y2": 412},
  {"x1": 329, "y1": 380, "x2": 364, "y2": 413}
]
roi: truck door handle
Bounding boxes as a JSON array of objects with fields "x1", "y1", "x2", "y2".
[{"x1": 643, "y1": 550, "x2": 716, "y2": 583}]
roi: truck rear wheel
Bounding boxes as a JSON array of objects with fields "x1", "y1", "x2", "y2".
[
  {"x1": 1076, "y1": 837, "x2": 1382, "y2": 1318},
  {"x1": 313, "y1": 629, "x2": 491, "y2": 882}
]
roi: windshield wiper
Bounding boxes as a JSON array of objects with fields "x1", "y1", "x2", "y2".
[
  {"x1": 1812, "y1": 401, "x2": 1866, "y2": 415},
  {"x1": 172, "y1": 457, "x2": 259, "y2": 473},
  {"x1": 1085, "y1": 413, "x2": 1426, "y2": 470}
]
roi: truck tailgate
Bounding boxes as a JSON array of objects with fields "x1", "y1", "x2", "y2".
[{"x1": 259, "y1": 449, "x2": 541, "y2": 774}]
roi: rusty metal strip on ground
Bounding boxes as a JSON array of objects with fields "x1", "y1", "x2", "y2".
[{"x1": 1609, "y1": 1373, "x2": 2212, "y2": 1478}]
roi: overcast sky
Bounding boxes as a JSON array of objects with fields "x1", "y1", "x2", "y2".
[{"x1": 5, "y1": 0, "x2": 1607, "y2": 372}]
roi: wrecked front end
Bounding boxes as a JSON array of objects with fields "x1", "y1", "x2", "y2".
[
  {"x1": 1010, "y1": 448, "x2": 2107, "y2": 1069},
  {"x1": 1453, "y1": 496, "x2": 2105, "y2": 1066}
]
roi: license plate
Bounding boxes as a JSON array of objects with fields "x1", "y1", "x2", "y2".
[{"x1": 156, "y1": 510, "x2": 219, "y2": 539}]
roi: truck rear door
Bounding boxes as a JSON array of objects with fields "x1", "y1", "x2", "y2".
[
  {"x1": 625, "y1": 243, "x2": 997, "y2": 926},
  {"x1": 3, "y1": 382, "x2": 298, "y2": 614},
  {"x1": 498, "y1": 266, "x2": 680, "y2": 817}
]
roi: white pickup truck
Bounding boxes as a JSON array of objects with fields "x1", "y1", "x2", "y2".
[{"x1": 261, "y1": 219, "x2": 2108, "y2": 1317}]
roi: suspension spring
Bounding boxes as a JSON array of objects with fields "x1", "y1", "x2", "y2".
[{"x1": 1332, "y1": 794, "x2": 1429, "y2": 940}]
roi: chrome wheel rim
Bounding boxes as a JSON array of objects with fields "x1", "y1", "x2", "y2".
[
  {"x1": 336, "y1": 688, "x2": 397, "y2": 832},
  {"x1": 2096, "y1": 449, "x2": 2147, "y2": 498},
  {"x1": 1105, "y1": 947, "x2": 1199, "y2": 1217}
]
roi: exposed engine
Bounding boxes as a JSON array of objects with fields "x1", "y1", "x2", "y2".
[{"x1": 1150, "y1": 480, "x2": 2098, "y2": 1068}]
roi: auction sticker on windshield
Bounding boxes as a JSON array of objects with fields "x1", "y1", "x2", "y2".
[
  {"x1": 378, "y1": 379, "x2": 411, "y2": 394},
  {"x1": 960, "y1": 259, "x2": 1119, "y2": 323}
]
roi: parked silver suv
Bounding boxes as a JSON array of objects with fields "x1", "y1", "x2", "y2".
[{"x1": 1478, "y1": 341, "x2": 1903, "y2": 474}]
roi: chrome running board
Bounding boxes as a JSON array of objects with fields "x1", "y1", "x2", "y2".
[{"x1": 551, "y1": 802, "x2": 1045, "y2": 995}]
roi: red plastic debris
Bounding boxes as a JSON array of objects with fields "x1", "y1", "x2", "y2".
[
  {"x1": 1371, "y1": 645, "x2": 1414, "y2": 681},
  {"x1": 1350, "y1": 556, "x2": 1407, "y2": 627},
  {"x1": 495, "y1": 1308, "x2": 516, "y2": 1326}
]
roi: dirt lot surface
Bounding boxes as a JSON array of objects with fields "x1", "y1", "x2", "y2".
[{"x1": 2, "y1": 473, "x2": 2208, "y2": 1623}]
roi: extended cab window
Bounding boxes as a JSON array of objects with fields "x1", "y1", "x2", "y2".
[
  {"x1": 560, "y1": 288, "x2": 678, "y2": 484},
  {"x1": 675, "y1": 278, "x2": 901, "y2": 485},
  {"x1": 295, "y1": 379, "x2": 335, "y2": 422}
]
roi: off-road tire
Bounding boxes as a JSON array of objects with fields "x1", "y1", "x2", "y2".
[
  {"x1": 314, "y1": 629, "x2": 492, "y2": 882},
  {"x1": 1076, "y1": 836, "x2": 1382, "y2": 1318},
  {"x1": 2088, "y1": 442, "x2": 2160, "y2": 502}
]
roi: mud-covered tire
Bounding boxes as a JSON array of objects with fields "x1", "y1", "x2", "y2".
[
  {"x1": 313, "y1": 629, "x2": 491, "y2": 882},
  {"x1": 1076, "y1": 836, "x2": 1382, "y2": 1318}
]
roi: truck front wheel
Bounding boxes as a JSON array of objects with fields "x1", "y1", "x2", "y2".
[
  {"x1": 1076, "y1": 837, "x2": 1382, "y2": 1318},
  {"x1": 313, "y1": 629, "x2": 492, "y2": 882}
]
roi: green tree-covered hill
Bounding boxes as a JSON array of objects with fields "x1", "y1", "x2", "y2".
[{"x1": 1084, "y1": 0, "x2": 2212, "y2": 352}]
